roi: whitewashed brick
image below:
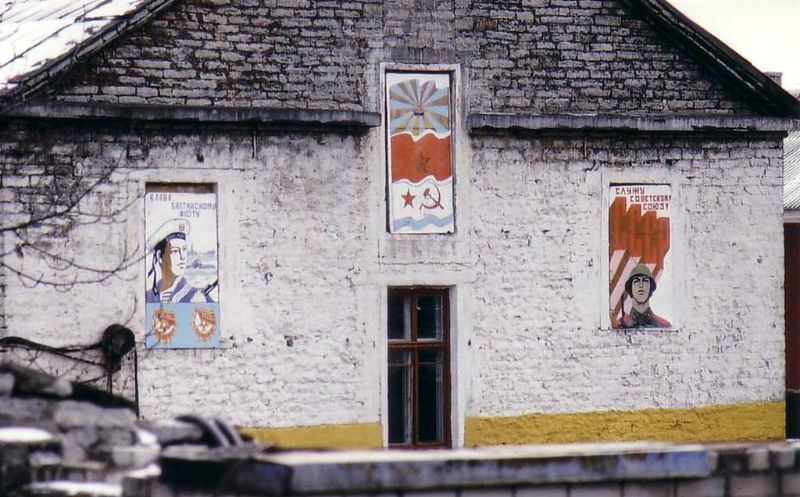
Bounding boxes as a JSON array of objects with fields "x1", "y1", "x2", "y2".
[{"x1": 0, "y1": 78, "x2": 785, "y2": 440}]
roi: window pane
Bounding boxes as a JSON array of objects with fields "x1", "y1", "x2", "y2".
[
  {"x1": 417, "y1": 349, "x2": 444, "y2": 443},
  {"x1": 388, "y1": 349, "x2": 412, "y2": 365},
  {"x1": 388, "y1": 351, "x2": 412, "y2": 444},
  {"x1": 417, "y1": 294, "x2": 443, "y2": 340},
  {"x1": 388, "y1": 294, "x2": 411, "y2": 340}
]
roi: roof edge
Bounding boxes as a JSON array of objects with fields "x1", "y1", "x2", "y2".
[
  {"x1": 3, "y1": 101, "x2": 382, "y2": 128},
  {"x1": 620, "y1": 0, "x2": 800, "y2": 118},
  {"x1": 0, "y1": 0, "x2": 179, "y2": 108},
  {"x1": 468, "y1": 113, "x2": 797, "y2": 134}
]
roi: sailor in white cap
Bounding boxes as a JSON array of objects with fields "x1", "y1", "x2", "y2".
[{"x1": 146, "y1": 218, "x2": 214, "y2": 304}]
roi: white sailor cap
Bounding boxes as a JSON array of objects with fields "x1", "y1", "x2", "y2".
[{"x1": 147, "y1": 218, "x2": 191, "y2": 250}]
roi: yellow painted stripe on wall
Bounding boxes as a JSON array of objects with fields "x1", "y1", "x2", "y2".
[
  {"x1": 240, "y1": 422, "x2": 382, "y2": 449},
  {"x1": 465, "y1": 401, "x2": 785, "y2": 446}
]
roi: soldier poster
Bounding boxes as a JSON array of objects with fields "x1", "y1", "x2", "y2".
[
  {"x1": 386, "y1": 72, "x2": 454, "y2": 234},
  {"x1": 608, "y1": 184, "x2": 672, "y2": 329},
  {"x1": 144, "y1": 185, "x2": 220, "y2": 348}
]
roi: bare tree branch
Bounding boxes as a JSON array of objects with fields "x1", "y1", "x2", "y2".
[{"x1": 2, "y1": 141, "x2": 144, "y2": 288}]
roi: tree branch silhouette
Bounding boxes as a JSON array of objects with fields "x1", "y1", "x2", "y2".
[{"x1": 2, "y1": 147, "x2": 142, "y2": 288}]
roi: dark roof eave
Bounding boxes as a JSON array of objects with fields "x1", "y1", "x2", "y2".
[
  {"x1": 468, "y1": 113, "x2": 797, "y2": 135},
  {"x1": 619, "y1": 0, "x2": 800, "y2": 118},
  {"x1": 2, "y1": 101, "x2": 382, "y2": 128}
]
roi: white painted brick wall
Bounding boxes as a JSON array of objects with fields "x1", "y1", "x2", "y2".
[
  {"x1": 1, "y1": 127, "x2": 785, "y2": 437},
  {"x1": 467, "y1": 135, "x2": 784, "y2": 416}
]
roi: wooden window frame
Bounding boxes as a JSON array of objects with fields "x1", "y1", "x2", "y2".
[{"x1": 387, "y1": 287, "x2": 452, "y2": 449}]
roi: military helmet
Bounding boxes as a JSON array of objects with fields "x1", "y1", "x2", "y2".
[{"x1": 624, "y1": 263, "x2": 656, "y2": 297}]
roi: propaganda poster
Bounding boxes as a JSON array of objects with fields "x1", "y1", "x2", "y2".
[
  {"x1": 609, "y1": 184, "x2": 672, "y2": 329},
  {"x1": 144, "y1": 185, "x2": 220, "y2": 348},
  {"x1": 386, "y1": 72, "x2": 454, "y2": 234}
]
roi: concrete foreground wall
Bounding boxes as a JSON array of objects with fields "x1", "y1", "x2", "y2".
[
  {"x1": 132, "y1": 441, "x2": 800, "y2": 497},
  {"x1": 0, "y1": 363, "x2": 796, "y2": 497}
]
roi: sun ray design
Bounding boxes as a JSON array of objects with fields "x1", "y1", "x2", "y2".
[{"x1": 389, "y1": 79, "x2": 451, "y2": 136}]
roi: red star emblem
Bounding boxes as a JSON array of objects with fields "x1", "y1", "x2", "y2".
[{"x1": 401, "y1": 190, "x2": 415, "y2": 207}]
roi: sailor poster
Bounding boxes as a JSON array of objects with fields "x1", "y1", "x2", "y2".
[
  {"x1": 608, "y1": 184, "x2": 672, "y2": 329},
  {"x1": 144, "y1": 186, "x2": 220, "y2": 348},
  {"x1": 386, "y1": 72, "x2": 454, "y2": 234}
]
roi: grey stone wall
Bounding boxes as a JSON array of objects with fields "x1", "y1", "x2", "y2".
[
  {"x1": 51, "y1": 0, "x2": 384, "y2": 111},
  {"x1": 45, "y1": 0, "x2": 755, "y2": 116}
]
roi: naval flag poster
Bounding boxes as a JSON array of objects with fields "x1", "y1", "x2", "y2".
[
  {"x1": 144, "y1": 185, "x2": 220, "y2": 348},
  {"x1": 608, "y1": 184, "x2": 672, "y2": 329},
  {"x1": 386, "y1": 72, "x2": 454, "y2": 234}
]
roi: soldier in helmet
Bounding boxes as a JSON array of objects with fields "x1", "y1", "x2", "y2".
[{"x1": 620, "y1": 263, "x2": 671, "y2": 329}]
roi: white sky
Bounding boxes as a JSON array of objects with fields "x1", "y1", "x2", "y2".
[{"x1": 666, "y1": 0, "x2": 800, "y2": 91}]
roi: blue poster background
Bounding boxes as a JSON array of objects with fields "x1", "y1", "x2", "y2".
[{"x1": 145, "y1": 302, "x2": 220, "y2": 349}]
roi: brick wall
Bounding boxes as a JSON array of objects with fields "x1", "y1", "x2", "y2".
[
  {"x1": 0, "y1": 113, "x2": 786, "y2": 435},
  {"x1": 51, "y1": 0, "x2": 384, "y2": 111},
  {"x1": 0, "y1": 0, "x2": 787, "y2": 440},
  {"x1": 47, "y1": 0, "x2": 754, "y2": 116},
  {"x1": 468, "y1": 133, "x2": 784, "y2": 417}
]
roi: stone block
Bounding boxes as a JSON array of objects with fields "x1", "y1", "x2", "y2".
[
  {"x1": 729, "y1": 474, "x2": 777, "y2": 497},
  {"x1": 98, "y1": 428, "x2": 136, "y2": 447},
  {"x1": 63, "y1": 426, "x2": 100, "y2": 448},
  {"x1": 404, "y1": 492, "x2": 458, "y2": 497},
  {"x1": 768, "y1": 444, "x2": 795, "y2": 468},
  {"x1": 53, "y1": 401, "x2": 103, "y2": 428},
  {"x1": 60, "y1": 460, "x2": 106, "y2": 482},
  {"x1": 19, "y1": 481, "x2": 122, "y2": 497},
  {"x1": 60, "y1": 439, "x2": 88, "y2": 464},
  {"x1": 622, "y1": 481, "x2": 674, "y2": 497},
  {"x1": 139, "y1": 421, "x2": 203, "y2": 446},
  {"x1": 516, "y1": 485, "x2": 568, "y2": 497},
  {"x1": 95, "y1": 408, "x2": 136, "y2": 428},
  {"x1": 0, "y1": 372, "x2": 14, "y2": 395},
  {"x1": 782, "y1": 471, "x2": 800, "y2": 496},
  {"x1": 121, "y1": 475, "x2": 154, "y2": 497},
  {"x1": 746, "y1": 446, "x2": 770, "y2": 471},
  {"x1": 109, "y1": 444, "x2": 160, "y2": 469},
  {"x1": 0, "y1": 427, "x2": 54, "y2": 444},
  {"x1": 461, "y1": 489, "x2": 512, "y2": 497},
  {"x1": 675, "y1": 477, "x2": 725, "y2": 497},
  {"x1": 9, "y1": 368, "x2": 71, "y2": 398},
  {"x1": 569, "y1": 483, "x2": 622, "y2": 497}
]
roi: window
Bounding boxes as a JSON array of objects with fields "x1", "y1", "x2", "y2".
[{"x1": 387, "y1": 288, "x2": 451, "y2": 448}]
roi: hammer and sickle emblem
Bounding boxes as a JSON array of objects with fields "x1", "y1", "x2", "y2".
[{"x1": 420, "y1": 184, "x2": 444, "y2": 211}]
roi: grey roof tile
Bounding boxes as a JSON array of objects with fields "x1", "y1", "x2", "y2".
[{"x1": 0, "y1": 0, "x2": 146, "y2": 93}]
